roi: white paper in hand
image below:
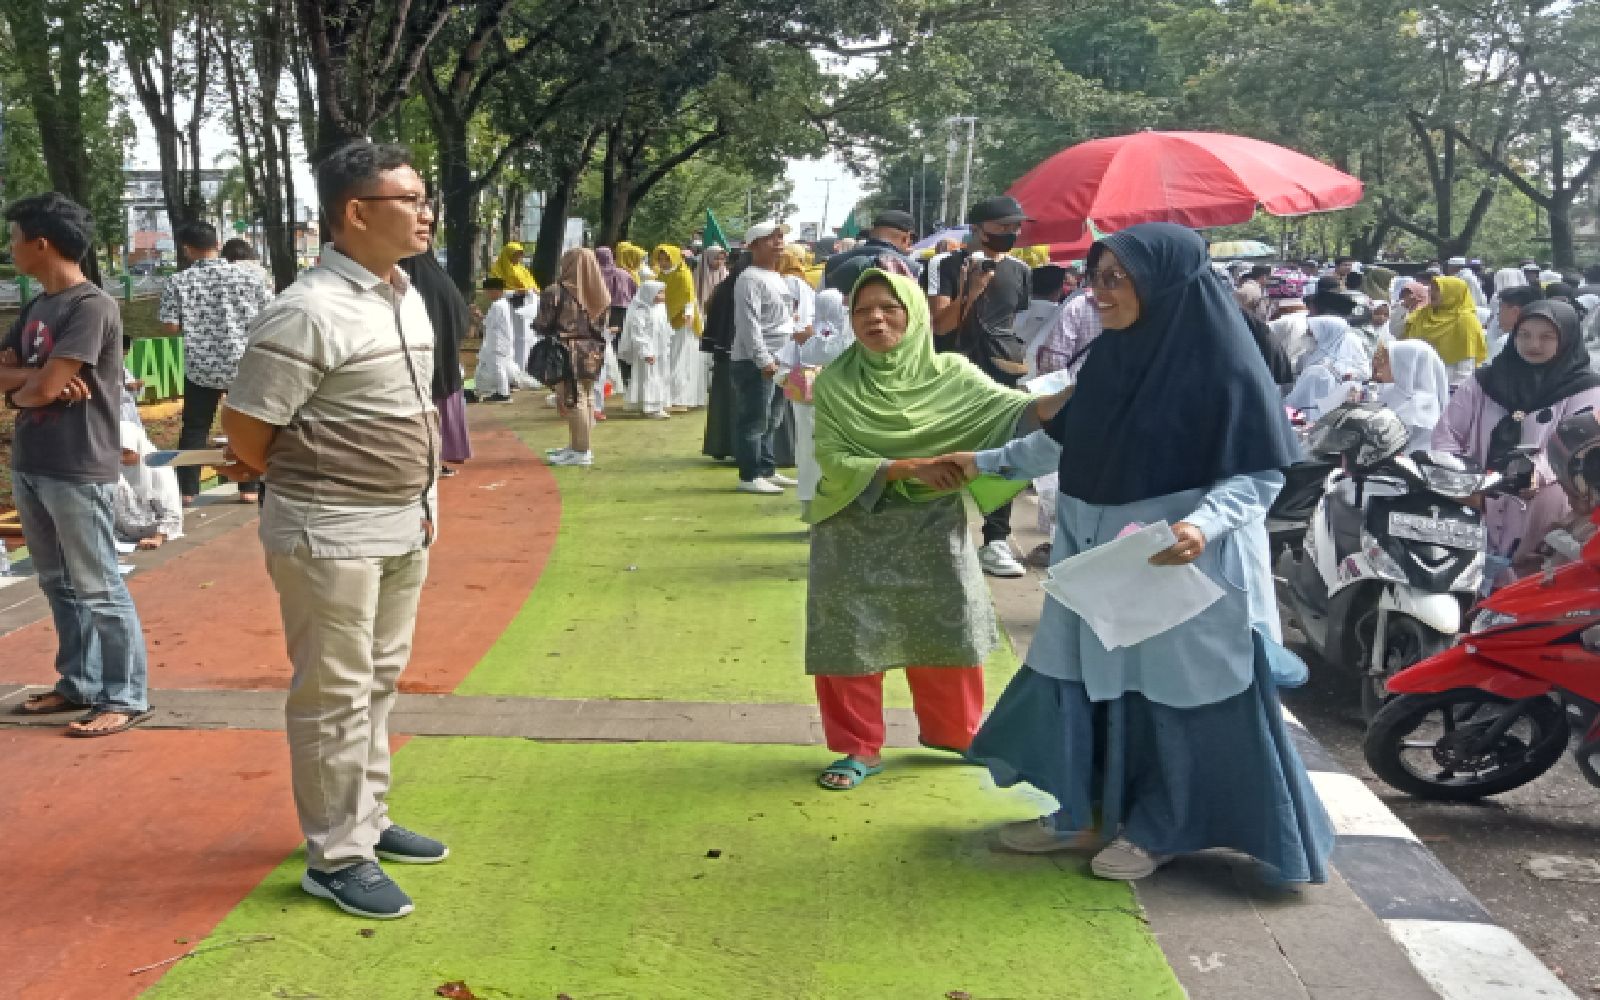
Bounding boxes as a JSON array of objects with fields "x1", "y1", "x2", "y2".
[
  {"x1": 1024, "y1": 368, "x2": 1075, "y2": 395},
  {"x1": 1041, "y1": 520, "x2": 1225, "y2": 650}
]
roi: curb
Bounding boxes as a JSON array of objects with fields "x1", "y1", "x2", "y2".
[{"x1": 1283, "y1": 708, "x2": 1577, "y2": 1000}]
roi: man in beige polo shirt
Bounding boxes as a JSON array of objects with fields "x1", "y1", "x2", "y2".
[{"x1": 221, "y1": 141, "x2": 443, "y2": 920}]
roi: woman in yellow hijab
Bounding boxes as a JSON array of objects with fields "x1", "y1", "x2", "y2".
[
  {"x1": 615, "y1": 242, "x2": 647, "y2": 284},
  {"x1": 490, "y1": 242, "x2": 538, "y2": 291},
  {"x1": 1403, "y1": 275, "x2": 1488, "y2": 384},
  {"x1": 654, "y1": 244, "x2": 706, "y2": 409},
  {"x1": 779, "y1": 246, "x2": 818, "y2": 327},
  {"x1": 1014, "y1": 244, "x2": 1051, "y2": 269}
]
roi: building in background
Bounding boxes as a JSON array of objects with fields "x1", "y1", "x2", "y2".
[{"x1": 122, "y1": 168, "x2": 318, "y2": 270}]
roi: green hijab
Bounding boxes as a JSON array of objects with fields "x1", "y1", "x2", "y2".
[{"x1": 807, "y1": 270, "x2": 1035, "y2": 525}]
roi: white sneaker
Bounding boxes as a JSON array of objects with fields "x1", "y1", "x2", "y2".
[
  {"x1": 1090, "y1": 838, "x2": 1172, "y2": 880},
  {"x1": 544, "y1": 446, "x2": 571, "y2": 458},
  {"x1": 767, "y1": 472, "x2": 799, "y2": 487},
  {"x1": 737, "y1": 478, "x2": 784, "y2": 495},
  {"x1": 979, "y1": 540, "x2": 1026, "y2": 578},
  {"x1": 548, "y1": 450, "x2": 593, "y2": 467},
  {"x1": 646, "y1": 410, "x2": 671, "y2": 420},
  {"x1": 997, "y1": 818, "x2": 1099, "y2": 855}
]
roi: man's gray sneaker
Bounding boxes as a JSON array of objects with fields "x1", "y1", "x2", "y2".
[
  {"x1": 301, "y1": 861, "x2": 414, "y2": 919},
  {"x1": 376, "y1": 824, "x2": 450, "y2": 865}
]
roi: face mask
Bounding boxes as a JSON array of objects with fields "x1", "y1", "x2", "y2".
[{"x1": 983, "y1": 231, "x2": 1018, "y2": 253}]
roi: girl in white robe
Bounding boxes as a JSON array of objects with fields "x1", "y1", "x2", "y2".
[
  {"x1": 473, "y1": 291, "x2": 514, "y2": 400},
  {"x1": 1284, "y1": 316, "x2": 1373, "y2": 420},
  {"x1": 1373, "y1": 340, "x2": 1450, "y2": 453},
  {"x1": 623, "y1": 281, "x2": 673, "y2": 418},
  {"x1": 785, "y1": 289, "x2": 854, "y2": 514},
  {"x1": 115, "y1": 421, "x2": 184, "y2": 548}
]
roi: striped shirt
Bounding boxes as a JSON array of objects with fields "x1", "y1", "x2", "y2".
[{"x1": 227, "y1": 245, "x2": 439, "y2": 557}]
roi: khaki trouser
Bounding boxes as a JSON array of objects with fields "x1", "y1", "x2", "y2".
[
  {"x1": 265, "y1": 546, "x2": 429, "y2": 872},
  {"x1": 558, "y1": 379, "x2": 595, "y2": 452}
]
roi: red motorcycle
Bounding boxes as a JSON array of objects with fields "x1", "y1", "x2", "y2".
[{"x1": 1362, "y1": 509, "x2": 1600, "y2": 800}]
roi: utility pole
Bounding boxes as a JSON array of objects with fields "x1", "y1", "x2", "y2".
[
  {"x1": 958, "y1": 116, "x2": 977, "y2": 224},
  {"x1": 938, "y1": 118, "x2": 958, "y2": 227},
  {"x1": 820, "y1": 176, "x2": 834, "y2": 239}
]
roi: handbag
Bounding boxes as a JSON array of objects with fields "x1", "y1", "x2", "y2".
[
  {"x1": 782, "y1": 364, "x2": 820, "y2": 404},
  {"x1": 526, "y1": 335, "x2": 573, "y2": 390}
]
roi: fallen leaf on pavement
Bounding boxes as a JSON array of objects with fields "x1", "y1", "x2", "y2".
[{"x1": 436, "y1": 982, "x2": 478, "y2": 999}]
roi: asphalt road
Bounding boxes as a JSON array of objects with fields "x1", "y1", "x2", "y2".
[{"x1": 1281, "y1": 625, "x2": 1600, "y2": 997}]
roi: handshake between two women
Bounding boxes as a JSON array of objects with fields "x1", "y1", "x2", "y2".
[{"x1": 885, "y1": 452, "x2": 981, "y2": 492}]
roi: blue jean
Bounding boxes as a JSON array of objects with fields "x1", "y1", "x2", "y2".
[
  {"x1": 12, "y1": 470, "x2": 150, "y2": 712},
  {"x1": 731, "y1": 359, "x2": 784, "y2": 482}
]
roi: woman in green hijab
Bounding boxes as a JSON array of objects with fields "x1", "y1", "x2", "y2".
[{"x1": 807, "y1": 271, "x2": 1070, "y2": 790}]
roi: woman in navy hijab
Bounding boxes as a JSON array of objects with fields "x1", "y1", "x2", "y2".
[{"x1": 948, "y1": 223, "x2": 1332, "y2": 884}]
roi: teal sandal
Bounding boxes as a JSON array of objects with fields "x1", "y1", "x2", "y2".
[{"x1": 817, "y1": 757, "x2": 883, "y2": 790}]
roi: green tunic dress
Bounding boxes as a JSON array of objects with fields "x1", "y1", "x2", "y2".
[{"x1": 805, "y1": 490, "x2": 1000, "y2": 675}]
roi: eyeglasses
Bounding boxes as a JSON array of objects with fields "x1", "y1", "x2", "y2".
[
  {"x1": 354, "y1": 193, "x2": 433, "y2": 215},
  {"x1": 1089, "y1": 267, "x2": 1131, "y2": 292}
]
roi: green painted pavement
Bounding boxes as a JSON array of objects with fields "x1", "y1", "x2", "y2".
[
  {"x1": 147, "y1": 740, "x2": 1184, "y2": 1000},
  {"x1": 457, "y1": 407, "x2": 1022, "y2": 707}
]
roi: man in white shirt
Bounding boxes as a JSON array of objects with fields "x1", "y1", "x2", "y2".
[{"x1": 730, "y1": 221, "x2": 799, "y2": 495}]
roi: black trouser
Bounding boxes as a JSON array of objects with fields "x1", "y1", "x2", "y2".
[
  {"x1": 178, "y1": 378, "x2": 259, "y2": 498},
  {"x1": 982, "y1": 501, "x2": 1013, "y2": 546}
]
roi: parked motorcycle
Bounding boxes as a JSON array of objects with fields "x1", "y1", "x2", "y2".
[
  {"x1": 1277, "y1": 403, "x2": 1507, "y2": 720},
  {"x1": 1266, "y1": 458, "x2": 1336, "y2": 557},
  {"x1": 1363, "y1": 413, "x2": 1600, "y2": 800}
]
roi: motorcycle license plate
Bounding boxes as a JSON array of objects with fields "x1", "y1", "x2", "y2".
[{"x1": 1388, "y1": 512, "x2": 1484, "y2": 548}]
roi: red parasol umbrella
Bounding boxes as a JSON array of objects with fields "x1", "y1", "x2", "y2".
[{"x1": 1009, "y1": 131, "x2": 1363, "y2": 246}]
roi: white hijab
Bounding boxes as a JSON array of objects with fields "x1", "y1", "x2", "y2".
[
  {"x1": 619, "y1": 280, "x2": 670, "y2": 363},
  {"x1": 1302, "y1": 316, "x2": 1372, "y2": 378},
  {"x1": 1492, "y1": 268, "x2": 1527, "y2": 296},
  {"x1": 1376, "y1": 340, "x2": 1449, "y2": 449},
  {"x1": 797, "y1": 288, "x2": 855, "y2": 368}
]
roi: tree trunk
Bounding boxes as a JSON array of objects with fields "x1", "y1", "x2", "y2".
[
  {"x1": 597, "y1": 117, "x2": 626, "y2": 247},
  {"x1": 435, "y1": 126, "x2": 480, "y2": 295},
  {"x1": 597, "y1": 173, "x2": 632, "y2": 249},
  {"x1": 532, "y1": 168, "x2": 580, "y2": 288},
  {"x1": 1548, "y1": 191, "x2": 1576, "y2": 271},
  {"x1": 3, "y1": 2, "x2": 102, "y2": 283}
]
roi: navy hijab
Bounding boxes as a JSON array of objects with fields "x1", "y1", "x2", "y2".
[{"x1": 1048, "y1": 223, "x2": 1302, "y2": 505}]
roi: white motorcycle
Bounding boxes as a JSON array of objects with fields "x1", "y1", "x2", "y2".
[{"x1": 1275, "y1": 403, "x2": 1522, "y2": 721}]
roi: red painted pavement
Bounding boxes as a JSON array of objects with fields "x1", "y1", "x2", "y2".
[
  {"x1": 0, "y1": 425, "x2": 559, "y2": 693},
  {"x1": 0, "y1": 422, "x2": 559, "y2": 998}
]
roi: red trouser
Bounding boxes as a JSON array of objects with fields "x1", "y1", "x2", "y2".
[{"x1": 814, "y1": 667, "x2": 985, "y2": 758}]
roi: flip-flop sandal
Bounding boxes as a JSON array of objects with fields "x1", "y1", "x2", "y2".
[
  {"x1": 66, "y1": 709, "x2": 154, "y2": 738},
  {"x1": 14, "y1": 693, "x2": 89, "y2": 716},
  {"x1": 817, "y1": 757, "x2": 883, "y2": 791}
]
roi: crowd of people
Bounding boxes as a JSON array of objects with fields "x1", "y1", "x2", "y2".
[{"x1": 6, "y1": 136, "x2": 1600, "y2": 922}]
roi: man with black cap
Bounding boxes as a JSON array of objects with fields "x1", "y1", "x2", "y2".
[
  {"x1": 929, "y1": 194, "x2": 1033, "y2": 578},
  {"x1": 823, "y1": 209, "x2": 917, "y2": 294}
]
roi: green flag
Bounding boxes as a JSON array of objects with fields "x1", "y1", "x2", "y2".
[
  {"x1": 704, "y1": 209, "x2": 730, "y2": 251},
  {"x1": 837, "y1": 212, "x2": 862, "y2": 239}
]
